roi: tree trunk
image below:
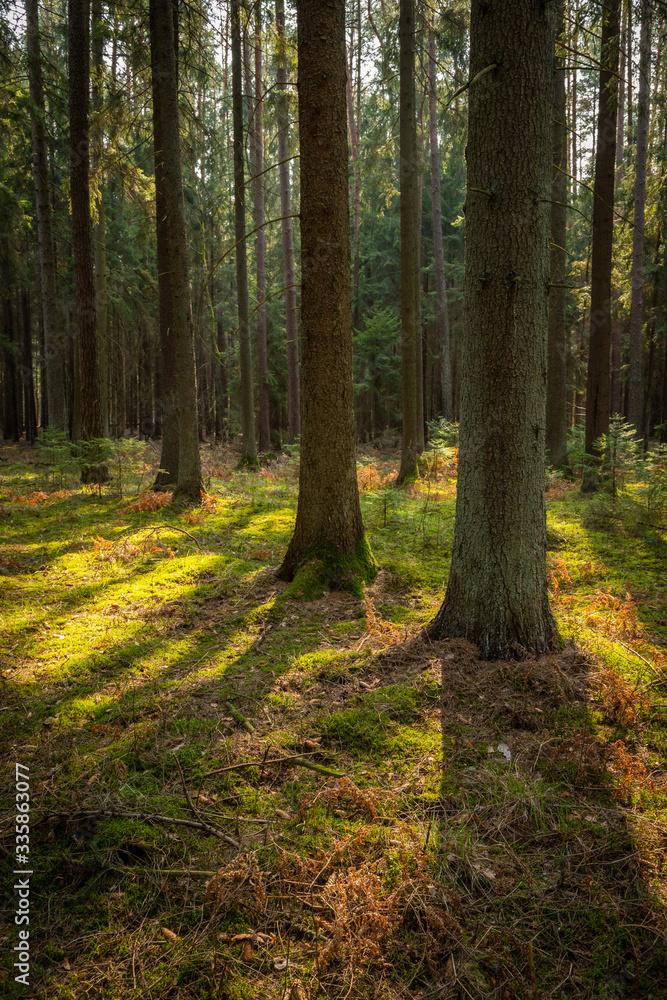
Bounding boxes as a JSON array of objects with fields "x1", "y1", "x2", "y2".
[
  {"x1": 92, "y1": 0, "x2": 109, "y2": 438},
  {"x1": 397, "y1": 0, "x2": 420, "y2": 484},
  {"x1": 249, "y1": 11, "x2": 270, "y2": 452},
  {"x1": 278, "y1": 0, "x2": 377, "y2": 595},
  {"x1": 21, "y1": 290, "x2": 37, "y2": 445},
  {"x1": 149, "y1": 0, "x2": 202, "y2": 500},
  {"x1": 3, "y1": 298, "x2": 20, "y2": 442},
  {"x1": 427, "y1": 19, "x2": 452, "y2": 421},
  {"x1": 546, "y1": 1, "x2": 568, "y2": 469},
  {"x1": 428, "y1": 0, "x2": 555, "y2": 658},
  {"x1": 68, "y1": 0, "x2": 103, "y2": 441},
  {"x1": 627, "y1": 0, "x2": 651, "y2": 435},
  {"x1": 150, "y1": 0, "x2": 179, "y2": 485},
  {"x1": 232, "y1": 0, "x2": 257, "y2": 465},
  {"x1": 583, "y1": 0, "x2": 620, "y2": 488},
  {"x1": 276, "y1": 0, "x2": 300, "y2": 443},
  {"x1": 26, "y1": 0, "x2": 66, "y2": 431}
]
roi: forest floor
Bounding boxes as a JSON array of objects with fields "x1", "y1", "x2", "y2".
[{"x1": 1, "y1": 439, "x2": 667, "y2": 1000}]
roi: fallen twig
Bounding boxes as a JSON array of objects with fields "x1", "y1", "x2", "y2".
[
  {"x1": 204, "y1": 751, "x2": 342, "y2": 778},
  {"x1": 175, "y1": 756, "x2": 240, "y2": 848},
  {"x1": 226, "y1": 701, "x2": 255, "y2": 733},
  {"x1": 43, "y1": 807, "x2": 240, "y2": 849}
]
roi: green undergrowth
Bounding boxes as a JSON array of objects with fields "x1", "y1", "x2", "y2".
[{"x1": 0, "y1": 442, "x2": 666, "y2": 998}]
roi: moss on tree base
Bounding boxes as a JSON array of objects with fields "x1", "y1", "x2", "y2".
[{"x1": 282, "y1": 534, "x2": 378, "y2": 601}]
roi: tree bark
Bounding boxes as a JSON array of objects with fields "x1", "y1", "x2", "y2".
[
  {"x1": 150, "y1": 0, "x2": 179, "y2": 485},
  {"x1": 278, "y1": 0, "x2": 377, "y2": 594},
  {"x1": 583, "y1": 0, "x2": 620, "y2": 488},
  {"x1": 627, "y1": 0, "x2": 651, "y2": 435},
  {"x1": 427, "y1": 18, "x2": 452, "y2": 421},
  {"x1": 428, "y1": 0, "x2": 555, "y2": 658},
  {"x1": 276, "y1": 0, "x2": 300, "y2": 443},
  {"x1": 397, "y1": 0, "x2": 420, "y2": 484},
  {"x1": 69, "y1": 0, "x2": 103, "y2": 441},
  {"x1": 26, "y1": 0, "x2": 66, "y2": 431},
  {"x1": 92, "y1": 0, "x2": 109, "y2": 438},
  {"x1": 21, "y1": 290, "x2": 37, "y2": 445},
  {"x1": 248, "y1": 11, "x2": 270, "y2": 452},
  {"x1": 149, "y1": 0, "x2": 202, "y2": 499},
  {"x1": 546, "y1": 1, "x2": 569, "y2": 469},
  {"x1": 232, "y1": 0, "x2": 257, "y2": 465}
]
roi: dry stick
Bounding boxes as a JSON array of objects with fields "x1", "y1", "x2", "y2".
[
  {"x1": 122, "y1": 523, "x2": 203, "y2": 550},
  {"x1": 174, "y1": 756, "x2": 240, "y2": 848},
  {"x1": 204, "y1": 751, "x2": 343, "y2": 779},
  {"x1": 43, "y1": 807, "x2": 240, "y2": 848}
]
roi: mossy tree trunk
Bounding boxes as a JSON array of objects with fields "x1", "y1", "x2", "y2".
[
  {"x1": 277, "y1": 0, "x2": 377, "y2": 595},
  {"x1": 428, "y1": 0, "x2": 555, "y2": 659},
  {"x1": 583, "y1": 0, "x2": 620, "y2": 487},
  {"x1": 149, "y1": 0, "x2": 202, "y2": 500},
  {"x1": 546, "y1": 0, "x2": 569, "y2": 470}
]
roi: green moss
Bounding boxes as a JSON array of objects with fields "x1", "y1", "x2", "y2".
[{"x1": 286, "y1": 532, "x2": 378, "y2": 600}]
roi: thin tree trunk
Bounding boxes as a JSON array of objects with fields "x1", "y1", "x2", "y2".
[
  {"x1": 546, "y1": 1, "x2": 568, "y2": 469},
  {"x1": 276, "y1": 0, "x2": 299, "y2": 443},
  {"x1": 232, "y1": 0, "x2": 257, "y2": 465},
  {"x1": 278, "y1": 0, "x2": 376, "y2": 591},
  {"x1": 150, "y1": 0, "x2": 202, "y2": 500},
  {"x1": 427, "y1": 19, "x2": 452, "y2": 420},
  {"x1": 583, "y1": 0, "x2": 621, "y2": 488},
  {"x1": 428, "y1": 0, "x2": 555, "y2": 658},
  {"x1": 247, "y1": 11, "x2": 270, "y2": 452},
  {"x1": 25, "y1": 0, "x2": 66, "y2": 431},
  {"x1": 397, "y1": 0, "x2": 420, "y2": 484},
  {"x1": 69, "y1": 0, "x2": 103, "y2": 441},
  {"x1": 627, "y1": 0, "x2": 651, "y2": 435},
  {"x1": 21, "y1": 291, "x2": 37, "y2": 444},
  {"x1": 3, "y1": 298, "x2": 19, "y2": 441}
]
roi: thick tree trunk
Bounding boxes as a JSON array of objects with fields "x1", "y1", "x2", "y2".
[
  {"x1": 427, "y1": 20, "x2": 452, "y2": 421},
  {"x1": 26, "y1": 0, "x2": 66, "y2": 431},
  {"x1": 428, "y1": 0, "x2": 555, "y2": 658},
  {"x1": 546, "y1": 1, "x2": 569, "y2": 469},
  {"x1": 68, "y1": 0, "x2": 103, "y2": 441},
  {"x1": 276, "y1": 0, "x2": 300, "y2": 443},
  {"x1": 149, "y1": 0, "x2": 202, "y2": 500},
  {"x1": 231, "y1": 0, "x2": 257, "y2": 465},
  {"x1": 278, "y1": 0, "x2": 377, "y2": 595},
  {"x1": 92, "y1": 0, "x2": 109, "y2": 438},
  {"x1": 150, "y1": 0, "x2": 179, "y2": 485},
  {"x1": 397, "y1": 0, "x2": 420, "y2": 484},
  {"x1": 627, "y1": 0, "x2": 651, "y2": 435},
  {"x1": 583, "y1": 0, "x2": 620, "y2": 488}
]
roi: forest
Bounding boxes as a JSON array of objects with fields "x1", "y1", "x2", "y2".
[{"x1": 1, "y1": 0, "x2": 667, "y2": 997}]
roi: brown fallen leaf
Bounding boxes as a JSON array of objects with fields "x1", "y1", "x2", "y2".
[
  {"x1": 274, "y1": 809, "x2": 290, "y2": 820},
  {"x1": 60, "y1": 957, "x2": 71, "y2": 971},
  {"x1": 242, "y1": 941, "x2": 253, "y2": 962},
  {"x1": 232, "y1": 933, "x2": 256, "y2": 943},
  {"x1": 290, "y1": 982, "x2": 307, "y2": 1000},
  {"x1": 161, "y1": 927, "x2": 179, "y2": 944}
]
